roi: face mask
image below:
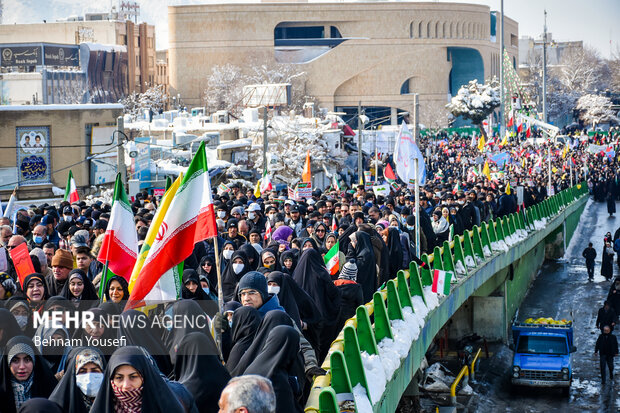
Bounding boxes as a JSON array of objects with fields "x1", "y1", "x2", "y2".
[
  {"x1": 406, "y1": 225, "x2": 415, "y2": 231},
  {"x1": 247, "y1": 212, "x2": 256, "y2": 220},
  {"x1": 222, "y1": 249, "x2": 234, "y2": 260},
  {"x1": 76, "y1": 372, "x2": 104, "y2": 398},
  {"x1": 268, "y1": 285, "x2": 280, "y2": 295},
  {"x1": 217, "y1": 211, "x2": 226, "y2": 218},
  {"x1": 33, "y1": 235, "x2": 44, "y2": 245},
  {"x1": 64, "y1": 216, "x2": 73, "y2": 222},
  {"x1": 14, "y1": 315, "x2": 28, "y2": 328},
  {"x1": 232, "y1": 263, "x2": 244, "y2": 274},
  {"x1": 269, "y1": 214, "x2": 276, "y2": 221},
  {"x1": 203, "y1": 287, "x2": 210, "y2": 295}
]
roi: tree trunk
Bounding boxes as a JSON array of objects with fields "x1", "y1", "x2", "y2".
[{"x1": 477, "y1": 123, "x2": 488, "y2": 142}]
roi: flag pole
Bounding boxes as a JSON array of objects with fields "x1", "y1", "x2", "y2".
[
  {"x1": 99, "y1": 260, "x2": 109, "y2": 303},
  {"x1": 414, "y1": 158, "x2": 420, "y2": 258},
  {"x1": 212, "y1": 236, "x2": 225, "y2": 350}
]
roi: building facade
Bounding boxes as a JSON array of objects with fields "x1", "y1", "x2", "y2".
[
  {"x1": 0, "y1": 104, "x2": 123, "y2": 199},
  {"x1": 168, "y1": 1, "x2": 518, "y2": 125}
]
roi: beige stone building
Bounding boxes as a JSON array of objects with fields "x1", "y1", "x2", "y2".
[
  {"x1": 0, "y1": 104, "x2": 123, "y2": 199},
  {"x1": 168, "y1": 1, "x2": 518, "y2": 125}
]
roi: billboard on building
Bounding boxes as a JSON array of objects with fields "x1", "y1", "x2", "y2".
[
  {"x1": 43, "y1": 45, "x2": 79, "y2": 67},
  {"x1": 15, "y1": 126, "x2": 51, "y2": 186},
  {"x1": 1, "y1": 46, "x2": 42, "y2": 66}
]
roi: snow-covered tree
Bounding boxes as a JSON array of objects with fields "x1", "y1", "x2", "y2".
[
  {"x1": 248, "y1": 117, "x2": 347, "y2": 186},
  {"x1": 203, "y1": 64, "x2": 246, "y2": 116},
  {"x1": 420, "y1": 100, "x2": 451, "y2": 133},
  {"x1": 555, "y1": 46, "x2": 604, "y2": 95},
  {"x1": 120, "y1": 85, "x2": 167, "y2": 118},
  {"x1": 576, "y1": 94, "x2": 618, "y2": 127},
  {"x1": 446, "y1": 78, "x2": 500, "y2": 139},
  {"x1": 611, "y1": 45, "x2": 620, "y2": 92}
]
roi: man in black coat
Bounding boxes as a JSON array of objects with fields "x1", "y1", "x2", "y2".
[
  {"x1": 458, "y1": 192, "x2": 478, "y2": 231},
  {"x1": 582, "y1": 242, "x2": 597, "y2": 281},
  {"x1": 595, "y1": 325, "x2": 619, "y2": 384},
  {"x1": 596, "y1": 301, "x2": 617, "y2": 332}
]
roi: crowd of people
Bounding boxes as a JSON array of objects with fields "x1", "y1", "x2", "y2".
[{"x1": 0, "y1": 127, "x2": 617, "y2": 412}]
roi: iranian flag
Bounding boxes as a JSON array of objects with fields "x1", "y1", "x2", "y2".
[
  {"x1": 128, "y1": 142, "x2": 217, "y2": 305},
  {"x1": 260, "y1": 169, "x2": 272, "y2": 193},
  {"x1": 97, "y1": 173, "x2": 138, "y2": 281},
  {"x1": 384, "y1": 162, "x2": 397, "y2": 181},
  {"x1": 331, "y1": 214, "x2": 338, "y2": 232},
  {"x1": 264, "y1": 218, "x2": 272, "y2": 241},
  {"x1": 452, "y1": 183, "x2": 461, "y2": 195},
  {"x1": 64, "y1": 170, "x2": 79, "y2": 203},
  {"x1": 332, "y1": 175, "x2": 342, "y2": 192},
  {"x1": 324, "y1": 241, "x2": 340, "y2": 276},
  {"x1": 431, "y1": 269, "x2": 453, "y2": 295}
]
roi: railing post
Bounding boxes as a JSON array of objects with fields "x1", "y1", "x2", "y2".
[
  {"x1": 396, "y1": 270, "x2": 413, "y2": 309},
  {"x1": 386, "y1": 280, "x2": 404, "y2": 321},
  {"x1": 318, "y1": 387, "x2": 341, "y2": 413},
  {"x1": 409, "y1": 262, "x2": 427, "y2": 306},
  {"x1": 343, "y1": 326, "x2": 370, "y2": 401},
  {"x1": 495, "y1": 217, "x2": 506, "y2": 241},
  {"x1": 488, "y1": 219, "x2": 498, "y2": 243},
  {"x1": 433, "y1": 246, "x2": 444, "y2": 271},
  {"x1": 442, "y1": 240, "x2": 455, "y2": 273},
  {"x1": 480, "y1": 222, "x2": 492, "y2": 255},
  {"x1": 373, "y1": 291, "x2": 394, "y2": 342},
  {"x1": 355, "y1": 306, "x2": 379, "y2": 355},
  {"x1": 463, "y1": 230, "x2": 476, "y2": 268},
  {"x1": 420, "y1": 253, "x2": 433, "y2": 286}
]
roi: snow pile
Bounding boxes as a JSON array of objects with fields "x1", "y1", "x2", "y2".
[
  {"x1": 465, "y1": 255, "x2": 476, "y2": 269},
  {"x1": 504, "y1": 234, "x2": 516, "y2": 246},
  {"x1": 85, "y1": 188, "x2": 113, "y2": 206},
  {"x1": 459, "y1": 384, "x2": 473, "y2": 395},
  {"x1": 361, "y1": 351, "x2": 386, "y2": 404},
  {"x1": 352, "y1": 384, "x2": 373, "y2": 413},
  {"x1": 571, "y1": 378, "x2": 599, "y2": 398},
  {"x1": 422, "y1": 363, "x2": 454, "y2": 392},
  {"x1": 445, "y1": 79, "x2": 500, "y2": 126},
  {"x1": 454, "y1": 260, "x2": 467, "y2": 276},
  {"x1": 412, "y1": 296, "x2": 429, "y2": 319},
  {"x1": 517, "y1": 229, "x2": 528, "y2": 238},
  {"x1": 482, "y1": 245, "x2": 491, "y2": 257},
  {"x1": 475, "y1": 255, "x2": 484, "y2": 265},
  {"x1": 376, "y1": 339, "x2": 401, "y2": 380},
  {"x1": 491, "y1": 241, "x2": 510, "y2": 253},
  {"x1": 402, "y1": 306, "x2": 424, "y2": 340},
  {"x1": 51, "y1": 186, "x2": 64, "y2": 196},
  {"x1": 533, "y1": 220, "x2": 545, "y2": 230},
  {"x1": 422, "y1": 286, "x2": 439, "y2": 310}
]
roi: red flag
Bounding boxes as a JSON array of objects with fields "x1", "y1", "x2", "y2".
[
  {"x1": 384, "y1": 162, "x2": 397, "y2": 181},
  {"x1": 9, "y1": 243, "x2": 34, "y2": 288},
  {"x1": 264, "y1": 218, "x2": 272, "y2": 241},
  {"x1": 525, "y1": 125, "x2": 531, "y2": 138},
  {"x1": 302, "y1": 150, "x2": 311, "y2": 183},
  {"x1": 332, "y1": 215, "x2": 338, "y2": 232},
  {"x1": 517, "y1": 123, "x2": 524, "y2": 134},
  {"x1": 507, "y1": 116, "x2": 514, "y2": 128}
]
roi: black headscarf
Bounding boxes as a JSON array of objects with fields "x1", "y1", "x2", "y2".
[
  {"x1": 89, "y1": 346, "x2": 185, "y2": 413},
  {"x1": 311, "y1": 221, "x2": 329, "y2": 247},
  {"x1": 0, "y1": 336, "x2": 58, "y2": 413},
  {"x1": 300, "y1": 238, "x2": 318, "y2": 251},
  {"x1": 292, "y1": 249, "x2": 341, "y2": 323},
  {"x1": 239, "y1": 243, "x2": 260, "y2": 271},
  {"x1": 117, "y1": 310, "x2": 172, "y2": 375},
  {"x1": 71, "y1": 307, "x2": 118, "y2": 356},
  {"x1": 279, "y1": 250, "x2": 298, "y2": 275},
  {"x1": 225, "y1": 306, "x2": 261, "y2": 372},
  {"x1": 243, "y1": 326, "x2": 304, "y2": 413},
  {"x1": 258, "y1": 248, "x2": 281, "y2": 273},
  {"x1": 181, "y1": 269, "x2": 212, "y2": 312},
  {"x1": 347, "y1": 231, "x2": 377, "y2": 302},
  {"x1": 4, "y1": 297, "x2": 34, "y2": 337},
  {"x1": 229, "y1": 310, "x2": 294, "y2": 377},
  {"x1": 22, "y1": 273, "x2": 49, "y2": 311},
  {"x1": 173, "y1": 332, "x2": 229, "y2": 413},
  {"x1": 386, "y1": 227, "x2": 404, "y2": 279},
  {"x1": 221, "y1": 250, "x2": 250, "y2": 302},
  {"x1": 0, "y1": 308, "x2": 22, "y2": 352},
  {"x1": 197, "y1": 255, "x2": 217, "y2": 292},
  {"x1": 219, "y1": 241, "x2": 236, "y2": 274},
  {"x1": 48, "y1": 347, "x2": 106, "y2": 413},
  {"x1": 60, "y1": 269, "x2": 98, "y2": 311},
  {"x1": 103, "y1": 276, "x2": 129, "y2": 308},
  {"x1": 162, "y1": 300, "x2": 211, "y2": 363},
  {"x1": 17, "y1": 398, "x2": 63, "y2": 413},
  {"x1": 266, "y1": 271, "x2": 321, "y2": 330}
]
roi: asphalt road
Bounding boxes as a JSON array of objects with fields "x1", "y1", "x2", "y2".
[{"x1": 471, "y1": 198, "x2": 620, "y2": 413}]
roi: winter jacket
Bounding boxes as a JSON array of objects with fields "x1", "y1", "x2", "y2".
[
  {"x1": 333, "y1": 280, "x2": 364, "y2": 332},
  {"x1": 596, "y1": 307, "x2": 617, "y2": 330},
  {"x1": 582, "y1": 247, "x2": 597, "y2": 266},
  {"x1": 595, "y1": 333, "x2": 619, "y2": 356}
]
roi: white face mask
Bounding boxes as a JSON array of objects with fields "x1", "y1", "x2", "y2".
[
  {"x1": 203, "y1": 287, "x2": 210, "y2": 295},
  {"x1": 232, "y1": 263, "x2": 244, "y2": 274},
  {"x1": 269, "y1": 214, "x2": 276, "y2": 221},
  {"x1": 247, "y1": 212, "x2": 256, "y2": 220},
  {"x1": 64, "y1": 216, "x2": 73, "y2": 222},
  {"x1": 14, "y1": 315, "x2": 28, "y2": 328},
  {"x1": 76, "y1": 372, "x2": 104, "y2": 397},
  {"x1": 223, "y1": 249, "x2": 234, "y2": 260},
  {"x1": 267, "y1": 285, "x2": 280, "y2": 295},
  {"x1": 217, "y1": 211, "x2": 226, "y2": 218}
]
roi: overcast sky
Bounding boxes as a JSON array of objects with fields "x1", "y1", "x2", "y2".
[{"x1": 3, "y1": 0, "x2": 619, "y2": 57}]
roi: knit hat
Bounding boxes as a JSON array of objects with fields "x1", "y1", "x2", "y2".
[
  {"x1": 8, "y1": 341, "x2": 35, "y2": 366},
  {"x1": 339, "y1": 259, "x2": 358, "y2": 281},
  {"x1": 51, "y1": 249, "x2": 73, "y2": 269},
  {"x1": 237, "y1": 271, "x2": 269, "y2": 303}
]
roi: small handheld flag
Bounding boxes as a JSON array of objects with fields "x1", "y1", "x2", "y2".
[{"x1": 431, "y1": 269, "x2": 453, "y2": 295}]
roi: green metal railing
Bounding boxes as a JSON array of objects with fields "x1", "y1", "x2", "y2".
[{"x1": 305, "y1": 182, "x2": 588, "y2": 412}]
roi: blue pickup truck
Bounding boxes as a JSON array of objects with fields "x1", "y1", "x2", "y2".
[{"x1": 510, "y1": 321, "x2": 576, "y2": 395}]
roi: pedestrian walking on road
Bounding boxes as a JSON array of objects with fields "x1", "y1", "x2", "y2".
[
  {"x1": 595, "y1": 325, "x2": 619, "y2": 384},
  {"x1": 602, "y1": 241, "x2": 615, "y2": 281},
  {"x1": 596, "y1": 301, "x2": 617, "y2": 332},
  {"x1": 583, "y1": 242, "x2": 597, "y2": 281}
]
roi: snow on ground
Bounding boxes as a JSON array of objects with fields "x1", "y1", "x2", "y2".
[
  {"x1": 412, "y1": 295, "x2": 429, "y2": 319},
  {"x1": 455, "y1": 260, "x2": 467, "y2": 275},
  {"x1": 482, "y1": 245, "x2": 491, "y2": 257},
  {"x1": 422, "y1": 286, "x2": 439, "y2": 310},
  {"x1": 491, "y1": 241, "x2": 510, "y2": 253},
  {"x1": 352, "y1": 384, "x2": 374, "y2": 413},
  {"x1": 475, "y1": 255, "x2": 484, "y2": 265},
  {"x1": 465, "y1": 255, "x2": 476, "y2": 268},
  {"x1": 376, "y1": 338, "x2": 401, "y2": 380},
  {"x1": 361, "y1": 351, "x2": 386, "y2": 404},
  {"x1": 571, "y1": 378, "x2": 599, "y2": 398}
]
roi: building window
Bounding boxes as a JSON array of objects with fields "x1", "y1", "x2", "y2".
[
  {"x1": 511, "y1": 34, "x2": 518, "y2": 47},
  {"x1": 443, "y1": 22, "x2": 448, "y2": 39},
  {"x1": 427, "y1": 22, "x2": 432, "y2": 38},
  {"x1": 400, "y1": 79, "x2": 410, "y2": 95},
  {"x1": 275, "y1": 26, "x2": 324, "y2": 40},
  {"x1": 418, "y1": 21, "x2": 424, "y2": 38}
]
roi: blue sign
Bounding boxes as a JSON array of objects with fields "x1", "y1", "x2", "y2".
[
  {"x1": 135, "y1": 137, "x2": 152, "y2": 189},
  {"x1": 16, "y1": 126, "x2": 51, "y2": 186},
  {"x1": 20, "y1": 156, "x2": 47, "y2": 180}
]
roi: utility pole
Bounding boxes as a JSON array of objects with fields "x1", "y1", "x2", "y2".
[
  {"x1": 357, "y1": 101, "x2": 363, "y2": 185},
  {"x1": 542, "y1": 9, "x2": 548, "y2": 123},
  {"x1": 499, "y1": 0, "x2": 505, "y2": 139},
  {"x1": 413, "y1": 93, "x2": 420, "y2": 258},
  {"x1": 116, "y1": 116, "x2": 127, "y2": 188},
  {"x1": 263, "y1": 107, "x2": 268, "y2": 174}
]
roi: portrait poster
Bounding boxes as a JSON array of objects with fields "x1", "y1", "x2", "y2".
[{"x1": 16, "y1": 126, "x2": 51, "y2": 186}]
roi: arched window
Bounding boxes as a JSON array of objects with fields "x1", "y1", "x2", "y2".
[
  {"x1": 419, "y1": 21, "x2": 424, "y2": 38},
  {"x1": 457, "y1": 22, "x2": 462, "y2": 38},
  {"x1": 410, "y1": 22, "x2": 414, "y2": 38},
  {"x1": 427, "y1": 21, "x2": 433, "y2": 38},
  {"x1": 450, "y1": 22, "x2": 455, "y2": 38},
  {"x1": 436, "y1": 21, "x2": 441, "y2": 38},
  {"x1": 443, "y1": 22, "x2": 448, "y2": 39}
]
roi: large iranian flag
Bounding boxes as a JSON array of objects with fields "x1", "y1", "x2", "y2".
[
  {"x1": 324, "y1": 241, "x2": 340, "y2": 276},
  {"x1": 128, "y1": 142, "x2": 217, "y2": 304},
  {"x1": 64, "y1": 170, "x2": 79, "y2": 203},
  {"x1": 97, "y1": 173, "x2": 137, "y2": 281}
]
